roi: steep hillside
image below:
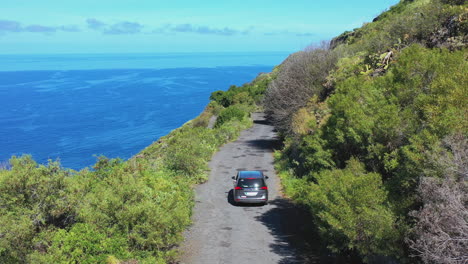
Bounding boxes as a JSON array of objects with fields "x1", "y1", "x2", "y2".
[{"x1": 265, "y1": 0, "x2": 467, "y2": 263}]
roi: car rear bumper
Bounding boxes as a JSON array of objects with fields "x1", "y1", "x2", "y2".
[{"x1": 234, "y1": 196, "x2": 268, "y2": 204}]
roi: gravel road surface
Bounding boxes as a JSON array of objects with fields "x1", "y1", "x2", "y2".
[{"x1": 179, "y1": 112, "x2": 322, "y2": 264}]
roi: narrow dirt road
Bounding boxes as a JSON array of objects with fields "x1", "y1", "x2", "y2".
[{"x1": 179, "y1": 113, "x2": 323, "y2": 264}]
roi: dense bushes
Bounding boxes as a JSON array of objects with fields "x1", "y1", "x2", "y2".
[
  {"x1": 332, "y1": 0, "x2": 467, "y2": 54},
  {"x1": 162, "y1": 127, "x2": 219, "y2": 180},
  {"x1": 268, "y1": 0, "x2": 467, "y2": 262},
  {"x1": 29, "y1": 223, "x2": 131, "y2": 263},
  {"x1": 0, "y1": 81, "x2": 256, "y2": 263},
  {"x1": 0, "y1": 156, "x2": 192, "y2": 263},
  {"x1": 214, "y1": 105, "x2": 249, "y2": 128},
  {"x1": 274, "y1": 44, "x2": 467, "y2": 261},
  {"x1": 308, "y1": 159, "x2": 399, "y2": 258}
]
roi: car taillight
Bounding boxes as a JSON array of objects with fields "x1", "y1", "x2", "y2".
[
  {"x1": 261, "y1": 186, "x2": 268, "y2": 190},
  {"x1": 235, "y1": 186, "x2": 242, "y2": 190}
]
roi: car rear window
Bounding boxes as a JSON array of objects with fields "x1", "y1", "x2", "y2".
[
  {"x1": 238, "y1": 178, "x2": 265, "y2": 188},
  {"x1": 239, "y1": 171, "x2": 263, "y2": 178}
]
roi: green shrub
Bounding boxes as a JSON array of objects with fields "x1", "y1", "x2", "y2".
[
  {"x1": 28, "y1": 223, "x2": 131, "y2": 264},
  {"x1": 0, "y1": 211, "x2": 36, "y2": 263},
  {"x1": 307, "y1": 159, "x2": 399, "y2": 258},
  {"x1": 214, "y1": 105, "x2": 248, "y2": 128},
  {"x1": 0, "y1": 156, "x2": 75, "y2": 263},
  {"x1": 161, "y1": 127, "x2": 221, "y2": 179},
  {"x1": 209, "y1": 90, "x2": 231, "y2": 107},
  {"x1": 214, "y1": 117, "x2": 252, "y2": 142},
  {"x1": 232, "y1": 91, "x2": 254, "y2": 105},
  {"x1": 207, "y1": 101, "x2": 223, "y2": 116},
  {"x1": 0, "y1": 156, "x2": 74, "y2": 227},
  {"x1": 75, "y1": 161, "x2": 194, "y2": 252},
  {"x1": 295, "y1": 133, "x2": 335, "y2": 175},
  {"x1": 336, "y1": 0, "x2": 464, "y2": 55}
]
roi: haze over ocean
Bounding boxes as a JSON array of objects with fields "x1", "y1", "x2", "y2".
[{"x1": 0, "y1": 52, "x2": 288, "y2": 169}]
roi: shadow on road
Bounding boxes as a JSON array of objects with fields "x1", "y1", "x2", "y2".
[
  {"x1": 253, "y1": 119, "x2": 271, "y2": 125},
  {"x1": 255, "y1": 198, "x2": 322, "y2": 264},
  {"x1": 255, "y1": 198, "x2": 354, "y2": 264},
  {"x1": 245, "y1": 138, "x2": 282, "y2": 150}
]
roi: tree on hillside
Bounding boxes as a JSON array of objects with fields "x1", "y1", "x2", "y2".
[{"x1": 264, "y1": 43, "x2": 337, "y2": 135}]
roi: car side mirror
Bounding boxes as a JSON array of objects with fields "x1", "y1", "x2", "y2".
[
  {"x1": 265, "y1": 176, "x2": 269, "y2": 179},
  {"x1": 231, "y1": 176, "x2": 235, "y2": 180}
]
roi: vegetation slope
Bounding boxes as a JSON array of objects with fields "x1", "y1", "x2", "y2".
[{"x1": 264, "y1": 0, "x2": 467, "y2": 263}]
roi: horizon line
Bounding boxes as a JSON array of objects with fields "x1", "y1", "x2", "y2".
[{"x1": 0, "y1": 50, "x2": 295, "y2": 56}]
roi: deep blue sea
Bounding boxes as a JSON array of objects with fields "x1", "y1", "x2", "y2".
[{"x1": 0, "y1": 52, "x2": 288, "y2": 170}]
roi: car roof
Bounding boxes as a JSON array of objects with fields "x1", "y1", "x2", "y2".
[{"x1": 238, "y1": 171, "x2": 263, "y2": 178}]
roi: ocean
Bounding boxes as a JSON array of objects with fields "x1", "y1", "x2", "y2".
[{"x1": 0, "y1": 52, "x2": 288, "y2": 170}]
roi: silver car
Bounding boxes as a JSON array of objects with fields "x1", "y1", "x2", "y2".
[{"x1": 232, "y1": 171, "x2": 268, "y2": 205}]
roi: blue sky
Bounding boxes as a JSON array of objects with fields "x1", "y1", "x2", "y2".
[{"x1": 1, "y1": 0, "x2": 399, "y2": 54}]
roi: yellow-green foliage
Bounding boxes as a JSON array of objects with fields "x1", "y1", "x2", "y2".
[
  {"x1": 335, "y1": 0, "x2": 467, "y2": 55},
  {"x1": 273, "y1": 150, "x2": 311, "y2": 203},
  {"x1": 291, "y1": 108, "x2": 315, "y2": 135},
  {"x1": 308, "y1": 159, "x2": 399, "y2": 258},
  {"x1": 0, "y1": 157, "x2": 73, "y2": 263},
  {"x1": 28, "y1": 223, "x2": 131, "y2": 264},
  {"x1": 232, "y1": 91, "x2": 254, "y2": 105},
  {"x1": 278, "y1": 45, "x2": 466, "y2": 255},
  {"x1": 326, "y1": 53, "x2": 366, "y2": 84},
  {"x1": 215, "y1": 104, "x2": 250, "y2": 128},
  {"x1": 271, "y1": 1, "x2": 467, "y2": 261}
]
